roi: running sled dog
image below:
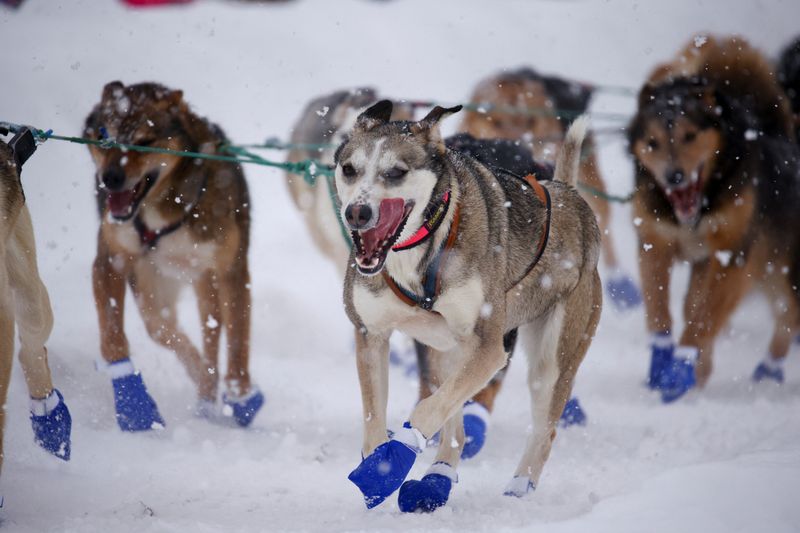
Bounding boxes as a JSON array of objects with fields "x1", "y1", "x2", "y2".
[
  {"x1": 337, "y1": 101, "x2": 601, "y2": 511},
  {"x1": 84, "y1": 82, "x2": 263, "y2": 431},
  {"x1": 286, "y1": 89, "x2": 580, "y2": 464},
  {"x1": 629, "y1": 35, "x2": 800, "y2": 401},
  {"x1": 0, "y1": 131, "x2": 72, "y2": 493}
]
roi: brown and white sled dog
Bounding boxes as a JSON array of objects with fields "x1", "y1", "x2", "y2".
[
  {"x1": 629, "y1": 35, "x2": 800, "y2": 402},
  {"x1": 338, "y1": 101, "x2": 601, "y2": 511},
  {"x1": 460, "y1": 67, "x2": 642, "y2": 311},
  {"x1": 84, "y1": 82, "x2": 263, "y2": 431},
  {"x1": 0, "y1": 133, "x2": 72, "y2": 497}
]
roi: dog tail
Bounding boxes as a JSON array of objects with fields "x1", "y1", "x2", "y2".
[{"x1": 554, "y1": 115, "x2": 588, "y2": 187}]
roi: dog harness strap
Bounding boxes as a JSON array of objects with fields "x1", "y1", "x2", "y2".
[
  {"x1": 392, "y1": 190, "x2": 452, "y2": 251},
  {"x1": 133, "y1": 215, "x2": 184, "y2": 249},
  {"x1": 382, "y1": 204, "x2": 461, "y2": 312},
  {"x1": 509, "y1": 174, "x2": 551, "y2": 288}
]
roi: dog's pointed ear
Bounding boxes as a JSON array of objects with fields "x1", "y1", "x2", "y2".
[
  {"x1": 419, "y1": 105, "x2": 463, "y2": 128},
  {"x1": 356, "y1": 100, "x2": 393, "y2": 131},
  {"x1": 101, "y1": 81, "x2": 125, "y2": 102},
  {"x1": 411, "y1": 105, "x2": 462, "y2": 148}
]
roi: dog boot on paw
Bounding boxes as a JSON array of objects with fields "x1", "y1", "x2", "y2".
[
  {"x1": 30, "y1": 389, "x2": 72, "y2": 461},
  {"x1": 398, "y1": 462, "x2": 456, "y2": 513},
  {"x1": 659, "y1": 346, "x2": 696, "y2": 403},
  {"x1": 648, "y1": 332, "x2": 674, "y2": 390},
  {"x1": 461, "y1": 401, "x2": 490, "y2": 459},
  {"x1": 559, "y1": 397, "x2": 587, "y2": 427},
  {"x1": 222, "y1": 386, "x2": 265, "y2": 427},
  {"x1": 752, "y1": 356, "x2": 785, "y2": 384},
  {"x1": 605, "y1": 270, "x2": 643, "y2": 311},
  {"x1": 503, "y1": 475, "x2": 535, "y2": 498},
  {"x1": 348, "y1": 422, "x2": 425, "y2": 509},
  {"x1": 109, "y1": 359, "x2": 165, "y2": 431}
]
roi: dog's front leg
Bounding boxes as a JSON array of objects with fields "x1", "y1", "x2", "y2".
[
  {"x1": 92, "y1": 236, "x2": 131, "y2": 364},
  {"x1": 355, "y1": 328, "x2": 390, "y2": 456},
  {"x1": 348, "y1": 327, "x2": 425, "y2": 509},
  {"x1": 410, "y1": 331, "x2": 506, "y2": 441}
]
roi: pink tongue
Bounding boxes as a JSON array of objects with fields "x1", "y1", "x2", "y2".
[
  {"x1": 359, "y1": 198, "x2": 405, "y2": 259},
  {"x1": 108, "y1": 190, "x2": 135, "y2": 216}
]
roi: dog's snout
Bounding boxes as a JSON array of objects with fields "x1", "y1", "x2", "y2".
[
  {"x1": 666, "y1": 169, "x2": 685, "y2": 186},
  {"x1": 101, "y1": 166, "x2": 127, "y2": 191},
  {"x1": 345, "y1": 203, "x2": 373, "y2": 230}
]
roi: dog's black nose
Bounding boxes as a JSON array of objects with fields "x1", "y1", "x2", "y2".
[
  {"x1": 101, "y1": 166, "x2": 127, "y2": 191},
  {"x1": 345, "y1": 203, "x2": 373, "y2": 229},
  {"x1": 666, "y1": 170, "x2": 685, "y2": 186}
]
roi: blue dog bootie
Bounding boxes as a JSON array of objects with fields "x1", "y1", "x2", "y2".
[
  {"x1": 348, "y1": 422, "x2": 425, "y2": 509},
  {"x1": 398, "y1": 461, "x2": 456, "y2": 513},
  {"x1": 648, "y1": 332, "x2": 674, "y2": 390},
  {"x1": 752, "y1": 355, "x2": 785, "y2": 384},
  {"x1": 461, "y1": 400, "x2": 490, "y2": 460},
  {"x1": 659, "y1": 346, "x2": 697, "y2": 403},
  {"x1": 503, "y1": 475, "x2": 536, "y2": 498},
  {"x1": 222, "y1": 385, "x2": 265, "y2": 427},
  {"x1": 559, "y1": 396, "x2": 587, "y2": 427},
  {"x1": 606, "y1": 269, "x2": 643, "y2": 311},
  {"x1": 30, "y1": 389, "x2": 72, "y2": 461},
  {"x1": 108, "y1": 359, "x2": 165, "y2": 432}
]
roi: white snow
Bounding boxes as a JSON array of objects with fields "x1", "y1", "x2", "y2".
[{"x1": 1, "y1": 0, "x2": 800, "y2": 532}]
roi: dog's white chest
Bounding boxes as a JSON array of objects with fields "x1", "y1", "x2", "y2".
[
  {"x1": 353, "y1": 275, "x2": 484, "y2": 352},
  {"x1": 147, "y1": 230, "x2": 217, "y2": 281}
]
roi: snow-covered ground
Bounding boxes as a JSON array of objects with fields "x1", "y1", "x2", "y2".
[{"x1": 2, "y1": 0, "x2": 800, "y2": 531}]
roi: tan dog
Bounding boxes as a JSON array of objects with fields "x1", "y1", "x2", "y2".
[
  {"x1": 0, "y1": 131, "x2": 71, "y2": 489},
  {"x1": 84, "y1": 82, "x2": 263, "y2": 431},
  {"x1": 628, "y1": 35, "x2": 800, "y2": 402},
  {"x1": 338, "y1": 102, "x2": 601, "y2": 511}
]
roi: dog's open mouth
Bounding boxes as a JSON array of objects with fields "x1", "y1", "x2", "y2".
[
  {"x1": 106, "y1": 171, "x2": 158, "y2": 221},
  {"x1": 665, "y1": 165, "x2": 704, "y2": 225},
  {"x1": 351, "y1": 198, "x2": 414, "y2": 275}
]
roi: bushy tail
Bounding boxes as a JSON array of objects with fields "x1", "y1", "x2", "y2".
[{"x1": 554, "y1": 115, "x2": 588, "y2": 187}]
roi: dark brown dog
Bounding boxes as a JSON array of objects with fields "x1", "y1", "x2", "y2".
[
  {"x1": 84, "y1": 81, "x2": 263, "y2": 430},
  {"x1": 628, "y1": 35, "x2": 800, "y2": 401}
]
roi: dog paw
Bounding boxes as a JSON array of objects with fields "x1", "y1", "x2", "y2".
[
  {"x1": 605, "y1": 271, "x2": 642, "y2": 311},
  {"x1": 110, "y1": 361, "x2": 165, "y2": 432},
  {"x1": 30, "y1": 389, "x2": 72, "y2": 461},
  {"x1": 222, "y1": 386, "x2": 265, "y2": 428},
  {"x1": 648, "y1": 334, "x2": 674, "y2": 390},
  {"x1": 752, "y1": 362, "x2": 784, "y2": 384},
  {"x1": 658, "y1": 352, "x2": 696, "y2": 403},
  {"x1": 559, "y1": 397, "x2": 587, "y2": 427},
  {"x1": 398, "y1": 463, "x2": 456, "y2": 513},
  {"x1": 461, "y1": 401, "x2": 490, "y2": 459},
  {"x1": 503, "y1": 475, "x2": 535, "y2": 498},
  {"x1": 348, "y1": 423, "x2": 424, "y2": 509}
]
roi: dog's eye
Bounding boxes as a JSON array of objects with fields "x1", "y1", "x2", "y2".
[
  {"x1": 341, "y1": 163, "x2": 356, "y2": 178},
  {"x1": 646, "y1": 138, "x2": 660, "y2": 151},
  {"x1": 683, "y1": 131, "x2": 697, "y2": 143},
  {"x1": 136, "y1": 139, "x2": 156, "y2": 147},
  {"x1": 384, "y1": 167, "x2": 408, "y2": 182}
]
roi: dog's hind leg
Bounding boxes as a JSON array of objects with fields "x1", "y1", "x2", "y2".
[{"x1": 507, "y1": 271, "x2": 601, "y2": 496}]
